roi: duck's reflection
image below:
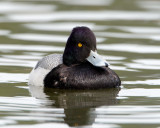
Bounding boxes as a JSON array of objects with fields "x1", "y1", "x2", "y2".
[{"x1": 29, "y1": 85, "x2": 120, "y2": 127}]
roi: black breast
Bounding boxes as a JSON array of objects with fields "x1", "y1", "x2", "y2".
[{"x1": 44, "y1": 62, "x2": 121, "y2": 89}]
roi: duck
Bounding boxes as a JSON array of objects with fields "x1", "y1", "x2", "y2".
[{"x1": 28, "y1": 26, "x2": 121, "y2": 89}]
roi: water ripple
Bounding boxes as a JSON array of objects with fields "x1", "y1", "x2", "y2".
[
  {"x1": 0, "y1": 123, "x2": 70, "y2": 128},
  {"x1": 61, "y1": 0, "x2": 113, "y2": 6},
  {"x1": 124, "y1": 79, "x2": 160, "y2": 86},
  {"x1": 0, "y1": 44, "x2": 64, "y2": 52},
  {"x1": 119, "y1": 88, "x2": 160, "y2": 97},
  {"x1": 8, "y1": 33, "x2": 106, "y2": 43},
  {"x1": 0, "y1": 2, "x2": 56, "y2": 14},
  {"x1": 98, "y1": 44, "x2": 160, "y2": 53},
  {"x1": 24, "y1": 22, "x2": 108, "y2": 32},
  {"x1": 138, "y1": 0, "x2": 160, "y2": 11},
  {"x1": 0, "y1": 73, "x2": 28, "y2": 83},
  {"x1": 0, "y1": 30, "x2": 10, "y2": 36},
  {"x1": 6, "y1": 11, "x2": 160, "y2": 22},
  {"x1": 96, "y1": 32, "x2": 160, "y2": 41},
  {"x1": 114, "y1": 26, "x2": 160, "y2": 34}
]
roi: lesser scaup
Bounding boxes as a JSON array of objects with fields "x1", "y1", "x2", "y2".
[{"x1": 29, "y1": 26, "x2": 121, "y2": 89}]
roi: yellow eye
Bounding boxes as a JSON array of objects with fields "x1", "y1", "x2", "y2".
[{"x1": 78, "y1": 43, "x2": 82, "y2": 47}]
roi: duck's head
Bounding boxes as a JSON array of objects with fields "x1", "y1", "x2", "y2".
[{"x1": 63, "y1": 26, "x2": 109, "y2": 67}]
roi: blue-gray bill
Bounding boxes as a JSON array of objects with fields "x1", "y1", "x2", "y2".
[{"x1": 86, "y1": 50, "x2": 109, "y2": 67}]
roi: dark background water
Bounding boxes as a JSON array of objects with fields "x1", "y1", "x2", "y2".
[{"x1": 0, "y1": 0, "x2": 160, "y2": 128}]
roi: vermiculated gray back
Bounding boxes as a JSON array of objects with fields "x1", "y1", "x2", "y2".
[{"x1": 35, "y1": 54, "x2": 63, "y2": 70}]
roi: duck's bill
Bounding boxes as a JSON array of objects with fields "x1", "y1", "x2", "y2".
[{"x1": 86, "y1": 50, "x2": 109, "y2": 67}]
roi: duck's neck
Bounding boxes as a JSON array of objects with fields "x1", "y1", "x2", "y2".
[
  {"x1": 63, "y1": 46, "x2": 77, "y2": 66},
  {"x1": 63, "y1": 55, "x2": 75, "y2": 66}
]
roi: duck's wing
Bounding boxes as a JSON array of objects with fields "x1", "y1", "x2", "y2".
[
  {"x1": 35, "y1": 54, "x2": 63, "y2": 70},
  {"x1": 28, "y1": 54, "x2": 63, "y2": 86},
  {"x1": 44, "y1": 63, "x2": 121, "y2": 89}
]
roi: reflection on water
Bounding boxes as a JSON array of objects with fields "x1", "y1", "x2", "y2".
[
  {"x1": 0, "y1": 0, "x2": 160, "y2": 128},
  {"x1": 29, "y1": 85, "x2": 120, "y2": 127}
]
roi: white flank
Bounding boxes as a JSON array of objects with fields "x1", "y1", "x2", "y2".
[{"x1": 28, "y1": 67, "x2": 50, "y2": 86}]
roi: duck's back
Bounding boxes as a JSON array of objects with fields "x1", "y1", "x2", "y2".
[
  {"x1": 44, "y1": 62, "x2": 121, "y2": 89},
  {"x1": 28, "y1": 54, "x2": 62, "y2": 86}
]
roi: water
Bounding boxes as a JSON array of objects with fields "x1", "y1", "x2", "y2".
[{"x1": 0, "y1": 0, "x2": 160, "y2": 127}]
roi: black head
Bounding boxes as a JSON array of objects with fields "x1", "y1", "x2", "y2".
[{"x1": 63, "y1": 26, "x2": 97, "y2": 66}]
